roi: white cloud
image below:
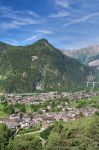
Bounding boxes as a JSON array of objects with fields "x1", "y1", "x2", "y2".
[
  {"x1": 0, "y1": 5, "x2": 44, "y2": 30},
  {"x1": 55, "y1": 0, "x2": 69, "y2": 8},
  {"x1": 36, "y1": 30, "x2": 53, "y2": 34},
  {"x1": 0, "y1": 19, "x2": 42, "y2": 30},
  {"x1": 50, "y1": 1, "x2": 70, "y2": 19},
  {"x1": 0, "y1": 5, "x2": 39, "y2": 18},
  {"x1": 5, "y1": 39, "x2": 19, "y2": 45},
  {"x1": 49, "y1": 11, "x2": 69, "y2": 18},
  {"x1": 63, "y1": 12, "x2": 99, "y2": 27},
  {"x1": 26, "y1": 35, "x2": 40, "y2": 41},
  {"x1": 25, "y1": 30, "x2": 53, "y2": 42},
  {"x1": 25, "y1": 10, "x2": 40, "y2": 18},
  {"x1": 0, "y1": 5, "x2": 11, "y2": 12}
]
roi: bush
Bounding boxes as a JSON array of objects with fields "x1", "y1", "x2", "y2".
[
  {"x1": 0, "y1": 124, "x2": 13, "y2": 150},
  {"x1": 7, "y1": 135, "x2": 42, "y2": 150},
  {"x1": 3, "y1": 105, "x2": 14, "y2": 115},
  {"x1": 40, "y1": 125, "x2": 54, "y2": 139}
]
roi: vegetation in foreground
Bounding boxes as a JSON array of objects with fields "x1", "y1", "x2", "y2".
[
  {"x1": 44, "y1": 114, "x2": 99, "y2": 150},
  {"x1": 0, "y1": 114, "x2": 99, "y2": 150}
]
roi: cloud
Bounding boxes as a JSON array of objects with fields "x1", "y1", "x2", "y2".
[
  {"x1": 4, "y1": 39, "x2": 19, "y2": 46},
  {"x1": 50, "y1": 1, "x2": 70, "y2": 19},
  {"x1": 0, "y1": 19, "x2": 43, "y2": 30},
  {"x1": 25, "y1": 35, "x2": 40, "y2": 41},
  {"x1": 0, "y1": 5, "x2": 39, "y2": 18},
  {"x1": 36, "y1": 30, "x2": 53, "y2": 34},
  {"x1": 0, "y1": 5, "x2": 44, "y2": 30},
  {"x1": 63, "y1": 12, "x2": 99, "y2": 27},
  {"x1": 25, "y1": 10, "x2": 40, "y2": 18},
  {"x1": 25, "y1": 30, "x2": 53, "y2": 42},
  {"x1": 55, "y1": 0, "x2": 69, "y2": 8},
  {"x1": 3, "y1": 30, "x2": 53, "y2": 45},
  {"x1": 49, "y1": 11, "x2": 69, "y2": 18},
  {"x1": 0, "y1": 5, "x2": 11, "y2": 12}
]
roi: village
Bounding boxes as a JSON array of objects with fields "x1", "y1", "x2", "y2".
[
  {"x1": 5, "y1": 91, "x2": 98, "y2": 104},
  {"x1": 0, "y1": 107, "x2": 98, "y2": 130},
  {"x1": 0, "y1": 91, "x2": 98, "y2": 134}
]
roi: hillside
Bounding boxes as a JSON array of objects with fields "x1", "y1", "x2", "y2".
[
  {"x1": 62, "y1": 45, "x2": 99, "y2": 69},
  {"x1": 43, "y1": 115, "x2": 99, "y2": 150},
  {"x1": 1, "y1": 114, "x2": 99, "y2": 150},
  {"x1": 0, "y1": 39, "x2": 93, "y2": 93}
]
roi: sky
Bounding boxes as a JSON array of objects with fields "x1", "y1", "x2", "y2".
[{"x1": 0, "y1": 0, "x2": 99, "y2": 49}]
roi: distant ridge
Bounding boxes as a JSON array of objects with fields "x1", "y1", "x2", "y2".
[{"x1": 62, "y1": 45, "x2": 99, "y2": 68}]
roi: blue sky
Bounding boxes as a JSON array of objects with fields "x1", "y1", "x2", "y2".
[{"x1": 0, "y1": 0, "x2": 99, "y2": 49}]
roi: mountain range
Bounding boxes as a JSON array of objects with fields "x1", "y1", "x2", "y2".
[
  {"x1": 62, "y1": 45, "x2": 99, "y2": 69},
  {"x1": 0, "y1": 39, "x2": 93, "y2": 93}
]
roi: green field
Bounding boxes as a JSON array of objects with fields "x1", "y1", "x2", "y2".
[
  {"x1": 0, "y1": 104, "x2": 8, "y2": 118},
  {"x1": 70, "y1": 96, "x2": 99, "y2": 108},
  {"x1": 0, "y1": 111, "x2": 8, "y2": 118}
]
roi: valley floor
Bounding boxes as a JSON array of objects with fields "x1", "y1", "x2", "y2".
[{"x1": 0, "y1": 91, "x2": 99, "y2": 150}]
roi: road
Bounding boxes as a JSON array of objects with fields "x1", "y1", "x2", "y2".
[{"x1": 17, "y1": 128, "x2": 45, "y2": 137}]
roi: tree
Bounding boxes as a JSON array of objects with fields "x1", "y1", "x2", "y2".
[
  {"x1": 0, "y1": 124, "x2": 13, "y2": 150},
  {"x1": 3, "y1": 105, "x2": 14, "y2": 115},
  {"x1": 7, "y1": 135, "x2": 43, "y2": 150},
  {"x1": 45, "y1": 132, "x2": 61, "y2": 150},
  {"x1": 15, "y1": 103, "x2": 26, "y2": 113},
  {"x1": 40, "y1": 125, "x2": 54, "y2": 139}
]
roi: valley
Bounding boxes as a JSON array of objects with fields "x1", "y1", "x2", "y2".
[
  {"x1": 0, "y1": 91, "x2": 98, "y2": 130},
  {"x1": 0, "y1": 90, "x2": 99, "y2": 150},
  {"x1": 0, "y1": 39, "x2": 99, "y2": 150},
  {"x1": 0, "y1": 0, "x2": 99, "y2": 149}
]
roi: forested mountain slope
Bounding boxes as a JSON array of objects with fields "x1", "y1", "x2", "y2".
[{"x1": 0, "y1": 39, "x2": 93, "y2": 93}]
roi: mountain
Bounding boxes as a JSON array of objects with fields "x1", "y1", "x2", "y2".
[
  {"x1": 0, "y1": 42, "x2": 10, "y2": 54},
  {"x1": 62, "y1": 45, "x2": 99, "y2": 69},
  {"x1": 0, "y1": 39, "x2": 93, "y2": 93}
]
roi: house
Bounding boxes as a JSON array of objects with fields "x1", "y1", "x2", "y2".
[{"x1": 42, "y1": 121, "x2": 49, "y2": 129}]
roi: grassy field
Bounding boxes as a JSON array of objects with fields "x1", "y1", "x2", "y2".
[
  {"x1": 0, "y1": 104, "x2": 8, "y2": 118},
  {"x1": 25, "y1": 104, "x2": 33, "y2": 112},
  {"x1": 70, "y1": 96, "x2": 99, "y2": 108},
  {"x1": 0, "y1": 111, "x2": 8, "y2": 118}
]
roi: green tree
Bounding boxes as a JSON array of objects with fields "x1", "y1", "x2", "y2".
[
  {"x1": 15, "y1": 103, "x2": 26, "y2": 113},
  {"x1": 3, "y1": 105, "x2": 14, "y2": 115},
  {"x1": 40, "y1": 125, "x2": 54, "y2": 139},
  {"x1": 0, "y1": 124, "x2": 13, "y2": 150},
  {"x1": 7, "y1": 135, "x2": 42, "y2": 150}
]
